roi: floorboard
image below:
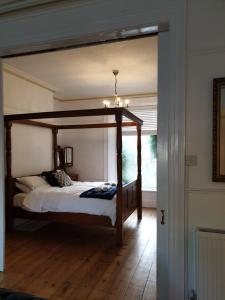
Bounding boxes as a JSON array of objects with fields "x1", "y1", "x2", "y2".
[{"x1": 0, "y1": 208, "x2": 156, "y2": 300}]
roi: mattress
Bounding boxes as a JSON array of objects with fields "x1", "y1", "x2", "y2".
[{"x1": 13, "y1": 181, "x2": 117, "y2": 225}]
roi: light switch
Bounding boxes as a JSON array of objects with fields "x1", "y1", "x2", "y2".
[{"x1": 185, "y1": 155, "x2": 198, "y2": 166}]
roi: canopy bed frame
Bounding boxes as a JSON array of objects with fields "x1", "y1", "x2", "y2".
[{"x1": 4, "y1": 108, "x2": 143, "y2": 245}]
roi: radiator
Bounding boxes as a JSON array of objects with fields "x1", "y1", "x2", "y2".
[{"x1": 196, "y1": 229, "x2": 225, "y2": 300}]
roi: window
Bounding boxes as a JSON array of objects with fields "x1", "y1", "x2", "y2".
[
  {"x1": 122, "y1": 134, "x2": 157, "y2": 190},
  {"x1": 107, "y1": 105, "x2": 157, "y2": 187}
]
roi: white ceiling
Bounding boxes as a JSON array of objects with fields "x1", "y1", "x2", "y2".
[{"x1": 5, "y1": 36, "x2": 157, "y2": 100}]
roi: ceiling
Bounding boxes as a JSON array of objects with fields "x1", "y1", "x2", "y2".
[{"x1": 4, "y1": 36, "x2": 157, "y2": 100}]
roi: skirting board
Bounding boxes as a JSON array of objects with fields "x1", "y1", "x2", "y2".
[{"x1": 142, "y1": 191, "x2": 157, "y2": 208}]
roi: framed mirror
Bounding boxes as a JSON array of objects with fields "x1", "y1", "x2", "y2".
[
  {"x1": 213, "y1": 78, "x2": 225, "y2": 181},
  {"x1": 64, "y1": 146, "x2": 73, "y2": 167}
]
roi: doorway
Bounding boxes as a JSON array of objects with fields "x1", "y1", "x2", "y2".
[
  {"x1": 1, "y1": 33, "x2": 158, "y2": 299},
  {"x1": 0, "y1": 14, "x2": 186, "y2": 300}
]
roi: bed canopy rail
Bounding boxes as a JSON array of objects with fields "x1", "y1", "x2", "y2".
[
  {"x1": 4, "y1": 107, "x2": 143, "y2": 124},
  {"x1": 11, "y1": 119, "x2": 138, "y2": 130},
  {"x1": 4, "y1": 108, "x2": 143, "y2": 245}
]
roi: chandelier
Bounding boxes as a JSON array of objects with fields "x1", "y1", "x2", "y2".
[{"x1": 103, "y1": 70, "x2": 129, "y2": 108}]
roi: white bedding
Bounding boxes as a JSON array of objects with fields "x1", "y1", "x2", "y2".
[{"x1": 15, "y1": 181, "x2": 117, "y2": 225}]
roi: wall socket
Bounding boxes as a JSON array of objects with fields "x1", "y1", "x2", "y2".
[{"x1": 185, "y1": 155, "x2": 198, "y2": 166}]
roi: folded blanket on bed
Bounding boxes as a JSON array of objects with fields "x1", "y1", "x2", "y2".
[
  {"x1": 94, "y1": 182, "x2": 116, "y2": 192},
  {"x1": 80, "y1": 185, "x2": 117, "y2": 200}
]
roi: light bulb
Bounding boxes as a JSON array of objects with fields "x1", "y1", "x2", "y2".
[
  {"x1": 125, "y1": 99, "x2": 129, "y2": 108},
  {"x1": 115, "y1": 97, "x2": 121, "y2": 107},
  {"x1": 103, "y1": 100, "x2": 109, "y2": 108}
]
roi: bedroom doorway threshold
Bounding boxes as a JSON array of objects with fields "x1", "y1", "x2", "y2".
[{"x1": 0, "y1": 29, "x2": 162, "y2": 297}]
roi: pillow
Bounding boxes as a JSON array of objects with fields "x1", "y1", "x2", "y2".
[
  {"x1": 54, "y1": 170, "x2": 73, "y2": 187},
  {"x1": 41, "y1": 171, "x2": 61, "y2": 187},
  {"x1": 16, "y1": 176, "x2": 49, "y2": 190},
  {"x1": 15, "y1": 182, "x2": 32, "y2": 194}
]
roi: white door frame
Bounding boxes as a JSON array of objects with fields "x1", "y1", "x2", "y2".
[
  {"x1": 0, "y1": 59, "x2": 5, "y2": 272},
  {"x1": 0, "y1": 1, "x2": 187, "y2": 299},
  {"x1": 157, "y1": 31, "x2": 170, "y2": 299}
]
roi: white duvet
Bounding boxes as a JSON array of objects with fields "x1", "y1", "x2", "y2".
[{"x1": 21, "y1": 181, "x2": 117, "y2": 225}]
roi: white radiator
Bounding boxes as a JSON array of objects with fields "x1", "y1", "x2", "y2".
[{"x1": 196, "y1": 229, "x2": 225, "y2": 300}]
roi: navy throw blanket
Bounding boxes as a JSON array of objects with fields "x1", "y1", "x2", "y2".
[
  {"x1": 0, "y1": 288, "x2": 46, "y2": 299},
  {"x1": 80, "y1": 186, "x2": 117, "y2": 200}
]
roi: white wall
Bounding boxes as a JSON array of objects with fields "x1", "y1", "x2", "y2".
[
  {"x1": 186, "y1": 0, "x2": 225, "y2": 292},
  {"x1": 3, "y1": 70, "x2": 58, "y2": 176},
  {"x1": 57, "y1": 99, "x2": 106, "y2": 181},
  {"x1": 11, "y1": 124, "x2": 53, "y2": 177},
  {"x1": 3, "y1": 71, "x2": 55, "y2": 114}
]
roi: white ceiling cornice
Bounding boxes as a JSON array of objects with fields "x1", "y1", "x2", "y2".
[
  {"x1": 54, "y1": 92, "x2": 158, "y2": 102},
  {"x1": 3, "y1": 63, "x2": 60, "y2": 94},
  {"x1": 0, "y1": 0, "x2": 63, "y2": 15}
]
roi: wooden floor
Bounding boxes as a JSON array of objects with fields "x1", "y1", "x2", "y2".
[{"x1": 0, "y1": 208, "x2": 156, "y2": 300}]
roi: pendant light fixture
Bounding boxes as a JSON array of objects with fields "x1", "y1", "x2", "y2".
[{"x1": 103, "y1": 70, "x2": 129, "y2": 108}]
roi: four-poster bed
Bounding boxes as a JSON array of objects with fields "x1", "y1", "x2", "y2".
[{"x1": 4, "y1": 108, "x2": 143, "y2": 245}]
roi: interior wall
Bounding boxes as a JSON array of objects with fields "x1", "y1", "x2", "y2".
[
  {"x1": 186, "y1": 0, "x2": 225, "y2": 292},
  {"x1": 11, "y1": 124, "x2": 53, "y2": 177},
  {"x1": 57, "y1": 99, "x2": 106, "y2": 181},
  {"x1": 3, "y1": 71, "x2": 55, "y2": 114},
  {"x1": 3, "y1": 70, "x2": 59, "y2": 176}
]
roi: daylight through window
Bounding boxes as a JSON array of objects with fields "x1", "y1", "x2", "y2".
[{"x1": 122, "y1": 135, "x2": 157, "y2": 190}]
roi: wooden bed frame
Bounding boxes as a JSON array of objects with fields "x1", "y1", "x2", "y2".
[{"x1": 4, "y1": 108, "x2": 143, "y2": 245}]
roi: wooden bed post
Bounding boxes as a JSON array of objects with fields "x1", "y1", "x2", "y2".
[
  {"x1": 137, "y1": 124, "x2": 142, "y2": 220},
  {"x1": 52, "y1": 128, "x2": 58, "y2": 170},
  {"x1": 116, "y1": 112, "x2": 123, "y2": 246},
  {"x1": 5, "y1": 121, "x2": 13, "y2": 231}
]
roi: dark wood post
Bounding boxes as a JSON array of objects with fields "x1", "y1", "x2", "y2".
[
  {"x1": 137, "y1": 124, "x2": 142, "y2": 219},
  {"x1": 52, "y1": 128, "x2": 58, "y2": 170},
  {"x1": 116, "y1": 112, "x2": 123, "y2": 246},
  {"x1": 5, "y1": 121, "x2": 13, "y2": 231}
]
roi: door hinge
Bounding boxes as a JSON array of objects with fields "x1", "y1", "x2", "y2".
[
  {"x1": 160, "y1": 209, "x2": 165, "y2": 225},
  {"x1": 189, "y1": 290, "x2": 197, "y2": 300}
]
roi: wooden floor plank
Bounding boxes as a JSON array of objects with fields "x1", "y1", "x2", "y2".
[
  {"x1": 142, "y1": 260, "x2": 156, "y2": 300},
  {"x1": 87, "y1": 211, "x2": 156, "y2": 300},
  {"x1": 1, "y1": 208, "x2": 156, "y2": 300}
]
